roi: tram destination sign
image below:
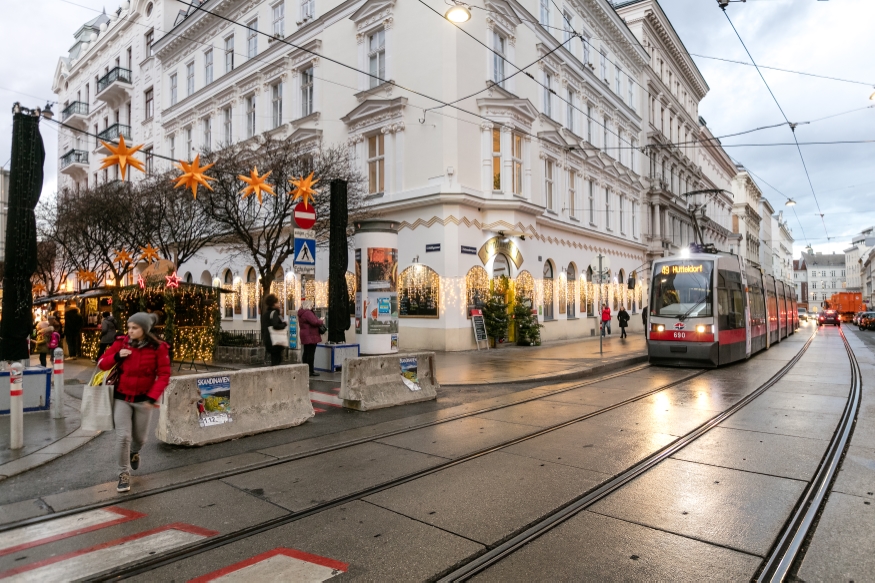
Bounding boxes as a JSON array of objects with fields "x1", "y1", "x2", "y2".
[{"x1": 660, "y1": 264, "x2": 705, "y2": 275}]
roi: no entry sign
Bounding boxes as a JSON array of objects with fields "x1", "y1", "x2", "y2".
[{"x1": 294, "y1": 202, "x2": 316, "y2": 229}]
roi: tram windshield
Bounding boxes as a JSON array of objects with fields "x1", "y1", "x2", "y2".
[{"x1": 652, "y1": 261, "x2": 713, "y2": 318}]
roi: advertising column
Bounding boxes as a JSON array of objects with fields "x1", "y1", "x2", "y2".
[{"x1": 354, "y1": 220, "x2": 399, "y2": 354}]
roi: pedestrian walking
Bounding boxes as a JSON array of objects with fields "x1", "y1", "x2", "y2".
[
  {"x1": 618, "y1": 306, "x2": 630, "y2": 338},
  {"x1": 262, "y1": 293, "x2": 287, "y2": 367},
  {"x1": 601, "y1": 304, "x2": 612, "y2": 336},
  {"x1": 642, "y1": 305, "x2": 648, "y2": 340},
  {"x1": 52, "y1": 311, "x2": 65, "y2": 340},
  {"x1": 65, "y1": 307, "x2": 84, "y2": 359},
  {"x1": 298, "y1": 299, "x2": 324, "y2": 377},
  {"x1": 96, "y1": 312, "x2": 118, "y2": 361},
  {"x1": 97, "y1": 312, "x2": 170, "y2": 493},
  {"x1": 35, "y1": 321, "x2": 55, "y2": 367}
]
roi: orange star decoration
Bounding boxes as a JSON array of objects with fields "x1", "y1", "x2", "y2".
[
  {"x1": 78, "y1": 270, "x2": 98, "y2": 285},
  {"x1": 99, "y1": 135, "x2": 145, "y2": 181},
  {"x1": 114, "y1": 249, "x2": 133, "y2": 265},
  {"x1": 32, "y1": 283, "x2": 46, "y2": 295},
  {"x1": 174, "y1": 154, "x2": 215, "y2": 199},
  {"x1": 238, "y1": 167, "x2": 275, "y2": 204},
  {"x1": 140, "y1": 245, "x2": 160, "y2": 263},
  {"x1": 289, "y1": 172, "x2": 320, "y2": 209}
]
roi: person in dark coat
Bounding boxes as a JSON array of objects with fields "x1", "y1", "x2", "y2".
[
  {"x1": 96, "y1": 312, "x2": 118, "y2": 361},
  {"x1": 298, "y1": 299, "x2": 324, "y2": 377},
  {"x1": 618, "y1": 307, "x2": 630, "y2": 338},
  {"x1": 262, "y1": 293, "x2": 287, "y2": 367},
  {"x1": 65, "y1": 308, "x2": 84, "y2": 359}
]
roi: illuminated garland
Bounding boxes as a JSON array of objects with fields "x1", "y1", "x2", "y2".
[
  {"x1": 400, "y1": 265, "x2": 440, "y2": 308},
  {"x1": 516, "y1": 271, "x2": 535, "y2": 302},
  {"x1": 465, "y1": 266, "x2": 489, "y2": 309}
]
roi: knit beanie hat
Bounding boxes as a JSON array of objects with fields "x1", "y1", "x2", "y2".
[{"x1": 127, "y1": 312, "x2": 159, "y2": 334}]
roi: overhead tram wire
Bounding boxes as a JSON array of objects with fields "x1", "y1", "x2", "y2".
[
  {"x1": 689, "y1": 53, "x2": 875, "y2": 87},
  {"x1": 731, "y1": 158, "x2": 810, "y2": 245},
  {"x1": 720, "y1": 4, "x2": 830, "y2": 242}
]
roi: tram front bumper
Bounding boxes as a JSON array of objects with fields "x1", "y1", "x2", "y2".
[{"x1": 647, "y1": 340, "x2": 719, "y2": 367}]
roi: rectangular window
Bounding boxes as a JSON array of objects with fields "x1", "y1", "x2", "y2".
[
  {"x1": 247, "y1": 19, "x2": 258, "y2": 58},
  {"x1": 185, "y1": 127, "x2": 192, "y2": 155},
  {"x1": 605, "y1": 188, "x2": 611, "y2": 230},
  {"x1": 492, "y1": 128, "x2": 501, "y2": 191},
  {"x1": 368, "y1": 133, "x2": 385, "y2": 195},
  {"x1": 582, "y1": 33, "x2": 590, "y2": 65},
  {"x1": 271, "y1": 82, "x2": 283, "y2": 128},
  {"x1": 602, "y1": 117, "x2": 608, "y2": 153},
  {"x1": 272, "y1": 2, "x2": 285, "y2": 37},
  {"x1": 186, "y1": 61, "x2": 195, "y2": 96},
  {"x1": 203, "y1": 116, "x2": 211, "y2": 150},
  {"x1": 539, "y1": 0, "x2": 550, "y2": 25},
  {"x1": 224, "y1": 36, "x2": 235, "y2": 72},
  {"x1": 368, "y1": 29, "x2": 386, "y2": 88},
  {"x1": 204, "y1": 49, "x2": 213, "y2": 85},
  {"x1": 562, "y1": 11, "x2": 573, "y2": 44},
  {"x1": 544, "y1": 159, "x2": 554, "y2": 211},
  {"x1": 144, "y1": 148, "x2": 154, "y2": 174},
  {"x1": 144, "y1": 88, "x2": 154, "y2": 119},
  {"x1": 566, "y1": 90, "x2": 574, "y2": 133},
  {"x1": 544, "y1": 72, "x2": 552, "y2": 117},
  {"x1": 512, "y1": 132, "x2": 523, "y2": 195},
  {"x1": 588, "y1": 180, "x2": 594, "y2": 224},
  {"x1": 568, "y1": 170, "x2": 575, "y2": 218},
  {"x1": 586, "y1": 104, "x2": 592, "y2": 143},
  {"x1": 600, "y1": 50, "x2": 607, "y2": 80},
  {"x1": 301, "y1": 0, "x2": 314, "y2": 21},
  {"x1": 301, "y1": 66, "x2": 314, "y2": 116},
  {"x1": 628, "y1": 77, "x2": 634, "y2": 108},
  {"x1": 632, "y1": 202, "x2": 638, "y2": 237},
  {"x1": 169, "y1": 73, "x2": 178, "y2": 105},
  {"x1": 223, "y1": 106, "x2": 232, "y2": 143},
  {"x1": 493, "y1": 31, "x2": 506, "y2": 86},
  {"x1": 145, "y1": 30, "x2": 155, "y2": 57},
  {"x1": 126, "y1": 47, "x2": 132, "y2": 69},
  {"x1": 615, "y1": 66, "x2": 621, "y2": 94},
  {"x1": 246, "y1": 95, "x2": 256, "y2": 137},
  {"x1": 619, "y1": 196, "x2": 625, "y2": 233},
  {"x1": 631, "y1": 138, "x2": 637, "y2": 173}
]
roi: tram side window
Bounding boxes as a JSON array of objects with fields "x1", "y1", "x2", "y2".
[{"x1": 717, "y1": 270, "x2": 745, "y2": 330}]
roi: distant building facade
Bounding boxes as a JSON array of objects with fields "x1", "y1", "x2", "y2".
[{"x1": 801, "y1": 250, "x2": 846, "y2": 309}]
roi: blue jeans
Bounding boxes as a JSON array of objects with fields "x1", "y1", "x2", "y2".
[{"x1": 601, "y1": 321, "x2": 611, "y2": 336}]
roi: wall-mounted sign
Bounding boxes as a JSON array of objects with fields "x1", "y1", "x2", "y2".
[
  {"x1": 478, "y1": 237, "x2": 523, "y2": 268},
  {"x1": 461, "y1": 245, "x2": 477, "y2": 255},
  {"x1": 425, "y1": 244, "x2": 441, "y2": 253}
]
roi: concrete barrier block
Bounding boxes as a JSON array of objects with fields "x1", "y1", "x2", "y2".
[
  {"x1": 340, "y1": 352, "x2": 439, "y2": 411},
  {"x1": 156, "y1": 364, "x2": 313, "y2": 446}
]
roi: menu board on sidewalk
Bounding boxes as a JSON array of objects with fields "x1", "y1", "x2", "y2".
[{"x1": 470, "y1": 309, "x2": 488, "y2": 347}]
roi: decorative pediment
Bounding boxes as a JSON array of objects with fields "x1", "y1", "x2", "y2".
[
  {"x1": 350, "y1": 0, "x2": 395, "y2": 29},
  {"x1": 290, "y1": 127, "x2": 323, "y2": 145},
  {"x1": 477, "y1": 97, "x2": 539, "y2": 128},
  {"x1": 484, "y1": 0, "x2": 522, "y2": 28},
  {"x1": 290, "y1": 39, "x2": 322, "y2": 68},
  {"x1": 537, "y1": 130, "x2": 572, "y2": 150},
  {"x1": 341, "y1": 97, "x2": 407, "y2": 133}
]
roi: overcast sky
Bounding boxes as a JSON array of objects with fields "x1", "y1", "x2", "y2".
[{"x1": 1, "y1": 0, "x2": 872, "y2": 257}]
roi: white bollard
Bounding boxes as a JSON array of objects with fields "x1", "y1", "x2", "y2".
[
  {"x1": 52, "y1": 348, "x2": 65, "y2": 419},
  {"x1": 9, "y1": 362, "x2": 24, "y2": 450}
]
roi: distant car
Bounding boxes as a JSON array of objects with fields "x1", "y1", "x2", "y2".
[
  {"x1": 853, "y1": 311, "x2": 865, "y2": 326},
  {"x1": 859, "y1": 312, "x2": 875, "y2": 331},
  {"x1": 798, "y1": 308, "x2": 808, "y2": 322},
  {"x1": 817, "y1": 310, "x2": 840, "y2": 327}
]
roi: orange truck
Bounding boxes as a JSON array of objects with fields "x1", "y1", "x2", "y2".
[{"x1": 825, "y1": 292, "x2": 864, "y2": 322}]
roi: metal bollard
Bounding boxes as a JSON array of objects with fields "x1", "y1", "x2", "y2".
[
  {"x1": 52, "y1": 348, "x2": 65, "y2": 419},
  {"x1": 9, "y1": 362, "x2": 24, "y2": 450}
]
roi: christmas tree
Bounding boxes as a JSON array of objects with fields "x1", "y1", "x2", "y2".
[
  {"x1": 513, "y1": 292, "x2": 543, "y2": 346},
  {"x1": 483, "y1": 290, "x2": 509, "y2": 345}
]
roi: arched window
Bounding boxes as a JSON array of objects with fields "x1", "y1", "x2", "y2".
[
  {"x1": 618, "y1": 269, "x2": 626, "y2": 309},
  {"x1": 585, "y1": 266, "x2": 595, "y2": 316},
  {"x1": 199, "y1": 270, "x2": 211, "y2": 285},
  {"x1": 567, "y1": 263, "x2": 576, "y2": 318},
  {"x1": 246, "y1": 268, "x2": 258, "y2": 319},
  {"x1": 543, "y1": 261, "x2": 555, "y2": 320},
  {"x1": 270, "y1": 267, "x2": 285, "y2": 317},
  {"x1": 222, "y1": 270, "x2": 234, "y2": 318},
  {"x1": 466, "y1": 266, "x2": 489, "y2": 316},
  {"x1": 399, "y1": 265, "x2": 440, "y2": 317},
  {"x1": 492, "y1": 253, "x2": 512, "y2": 279},
  {"x1": 184, "y1": 272, "x2": 193, "y2": 283},
  {"x1": 515, "y1": 270, "x2": 534, "y2": 303}
]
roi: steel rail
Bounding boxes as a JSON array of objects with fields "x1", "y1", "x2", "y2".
[{"x1": 437, "y1": 329, "x2": 817, "y2": 582}]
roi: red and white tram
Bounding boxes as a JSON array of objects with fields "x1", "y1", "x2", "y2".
[{"x1": 647, "y1": 252, "x2": 798, "y2": 367}]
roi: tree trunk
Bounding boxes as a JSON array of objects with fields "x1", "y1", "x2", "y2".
[{"x1": 327, "y1": 180, "x2": 350, "y2": 343}]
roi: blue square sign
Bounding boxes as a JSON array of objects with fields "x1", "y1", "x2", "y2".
[{"x1": 293, "y1": 229, "x2": 316, "y2": 272}]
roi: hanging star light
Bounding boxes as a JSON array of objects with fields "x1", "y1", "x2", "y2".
[
  {"x1": 174, "y1": 154, "x2": 215, "y2": 198},
  {"x1": 99, "y1": 135, "x2": 146, "y2": 181},
  {"x1": 137, "y1": 274, "x2": 146, "y2": 289},
  {"x1": 32, "y1": 283, "x2": 46, "y2": 295},
  {"x1": 114, "y1": 249, "x2": 134, "y2": 265},
  {"x1": 78, "y1": 270, "x2": 98, "y2": 285},
  {"x1": 165, "y1": 271, "x2": 181, "y2": 289},
  {"x1": 140, "y1": 245, "x2": 160, "y2": 263},
  {"x1": 290, "y1": 172, "x2": 320, "y2": 209},
  {"x1": 239, "y1": 167, "x2": 275, "y2": 204}
]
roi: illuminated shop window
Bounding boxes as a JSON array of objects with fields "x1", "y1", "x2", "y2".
[{"x1": 399, "y1": 265, "x2": 440, "y2": 317}]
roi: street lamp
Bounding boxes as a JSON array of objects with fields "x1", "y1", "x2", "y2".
[
  {"x1": 445, "y1": 2, "x2": 471, "y2": 22},
  {"x1": 785, "y1": 198, "x2": 797, "y2": 206},
  {"x1": 870, "y1": 88, "x2": 875, "y2": 101}
]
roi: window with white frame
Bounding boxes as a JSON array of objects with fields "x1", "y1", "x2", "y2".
[
  {"x1": 169, "y1": 73, "x2": 178, "y2": 105},
  {"x1": 144, "y1": 88, "x2": 154, "y2": 120},
  {"x1": 367, "y1": 133, "x2": 384, "y2": 195},
  {"x1": 562, "y1": 10, "x2": 573, "y2": 44},
  {"x1": 223, "y1": 106, "x2": 232, "y2": 143},
  {"x1": 631, "y1": 138, "x2": 637, "y2": 173},
  {"x1": 632, "y1": 201, "x2": 638, "y2": 237},
  {"x1": 588, "y1": 180, "x2": 595, "y2": 224},
  {"x1": 602, "y1": 117, "x2": 608, "y2": 153},
  {"x1": 600, "y1": 50, "x2": 607, "y2": 80},
  {"x1": 493, "y1": 31, "x2": 506, "y2": 87},
  {"x1": 586, "y1": 104, "x2": 592, "y2": 143},
  {"x1": 605, "y1": 187, "x2": 611, "y2": 230},
  {"x1": 566, "y1": 89, "x2": 574, "y2": 133},
  {"x1": 492, "y1": 128, "x2": 501, "y2": 191},
  {"x1": 539, "y1": 0, "x2": 550, "y2": 25},
  {"x1": 271, "y1": 82, "x2": 283, "y2": 128},
  {"x1": 615, "y1": 65, "x2": 621, "y2": 94},
  {"x1": 144, "y1": 147, "x2": 154, "y2": 174},
  {"x1": 544, "y1": 159, "x2": 554, "y2": 211},
  {"x1": 582, "y1": 32, "x2": 590, "y2": 65},
  {"x1": 224, "y1": 36, "x2": 235, "y2": 72},
  {"x1": 245, "y1": 95, "x2": 256, "y2": 138},
  {"x1": 301, "y1": 66, "x2": 314, "y2": 116},
  {"x1": 544, "y1": 72, "x2": 553, "y2": 118},
  {"x1": 273, "y1": 2, "x2": 285, "y2": 37},
  {"x1": 204, "y1": 50, "x2": 213, "y2": 85},
  {"x1": 186, "y1": 62, "x2": 195, "y2": 96},
  {"x1": 568, "y1": 170, "x2": 576, "y2": 218},
  {"x1": 512, "y1": 132, "x2": 523, "y2": 195},
  {"x1": 618, "y1": 130, "x2": 624, "y2": 166},
  {"x1": 246, "y1": 19, "x2": 258, "y2": 58},
  {"x1": 169, "y1": 134, "x2": 175, "y2": 160},
  {"x1": 203, "y1": 116, "x2": 211, "y2": 150},
  {"x1": 628, "y1": 75, "x2": 634, "y2": 108},
  {"x1": 368, "y1": 29, "x2": 386, "y2": 88},
  {"x1": 185, "y1": 126, "x2": 192, "y2": 154},
  {"x1": 301, "y1": 0, "x2": 314, "y2": 21},
  {"x1": 145, "y1": 29, "x2": 155, "y2": 58},
  {"x1": 619, "y1": 195, "x2": 625, "y2": 233}
]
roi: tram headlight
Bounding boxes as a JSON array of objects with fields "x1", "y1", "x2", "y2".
[
  {"x1": 696, "y1": 325, "x2": 706, "y2": 333},
  {"x1": 656, "y1": 324, "x2": 665, "y2": 332}
]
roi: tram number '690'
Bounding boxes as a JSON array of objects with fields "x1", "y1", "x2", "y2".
[{"x1": 674, "y1": 332, "x2": 686, "y2": 339}]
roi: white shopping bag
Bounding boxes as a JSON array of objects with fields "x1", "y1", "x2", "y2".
[{"x1": 80, "y1": 367, "x2": 115, "y2": 431}]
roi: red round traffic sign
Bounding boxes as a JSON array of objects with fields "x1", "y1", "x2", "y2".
[{"x1": 293, "y1": 201, "x2": 317, "y2": 229}]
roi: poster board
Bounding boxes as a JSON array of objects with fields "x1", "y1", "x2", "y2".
[{"x1": 470, "y1": 309, "x2": 488, "y2": 350}]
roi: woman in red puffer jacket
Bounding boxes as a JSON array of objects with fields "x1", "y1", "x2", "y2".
[{"x1": 98, "y1": 312, "x2": 170, "y2": 493}]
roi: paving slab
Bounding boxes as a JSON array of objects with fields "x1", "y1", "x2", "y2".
[
  {"x1": 502, "y1": 422, "x2": 676, "y2": 475},
  {"x1": 0, "y1": 498, "x2": 52, "y2": 526},
  {"x1": 374, "y1": 415, "x2": 537, "y2": 459},
  {"x1": 777, "y1": 373, "x2": 850, "y2": 387},
  {"x1": 769, "y1": 379, "x2": 851, "y2": 397},
  {"x1": 750, "y1": 391, "x2": 849, "y2": 415},
  {"x1": 671, "y1": 426, "x2": 828, "y2": 482},
  {"x1": 637, "y1": 385, "x2": 746, "y2": 413},
  {"x1": 844, "y1": 415, "x2": 875, "y2": 449},
  {"x1": 581, "y1": 400, "x2": 717, "y2": 437},
  {"x1": 130, "y1": 501, "x2": 483, "y2": 582},
  {"x1": 589, "y1": 458, "x2": 806, "y2": 556},
  {"x1": 222, "y1": 442, "x2": 447, "y2": 512},
  {"x1": 364, "y1": 451, "x2": 607, "y2": 545},
  {"x1": 472, "y1": 400, "x2": 600, "y2": 428},
  {"x1": 539, "y1": 385, "x2": 661, "y2": 407},
  {"x1": 720, "y1": 404, "x2": 842, "y2": 441},
  {"x1": 472, "y1": 510, "x2": 761, "y2": 582},
  {"x1": 832, "y1": 445, "x2": 875, "y2": 499},
  {"x1": 797, "y1": 492, "x2": 875, "y2": 582}
]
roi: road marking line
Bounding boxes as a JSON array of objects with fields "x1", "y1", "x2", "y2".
[
  {"x1": 0, "y1": 507, "x2": 145, "y2": 557},
  {"x1": 313, "y1": 407, "x2": 327, "y2": 413},
  {"x1": 309, "y1": 392, "x2": 343, "y2": 407},
  {"x1": 0, "y1": 523, "x2": 218, "y2": 581},
  {"x1": 189, "y1": 547, "x2": 348, "y2": 582}
]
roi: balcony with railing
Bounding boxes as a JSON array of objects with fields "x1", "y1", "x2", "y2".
[
  {"x1": 60, "y1": 149, "x2": 89, "y2": 176},
  {"x1": 96, "y1": 67, "x2": 132, "y2": 104},
  {"x1": 95, "y1": 123, "x2": 131, "y2": 152},
  {"x1": 61, "y1": 101, "x2": 89, "y2": 126}
]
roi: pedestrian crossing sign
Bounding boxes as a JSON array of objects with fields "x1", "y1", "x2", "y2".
[{"x1": 294, "y1": 229, "x2": 316, "y2": 272}]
